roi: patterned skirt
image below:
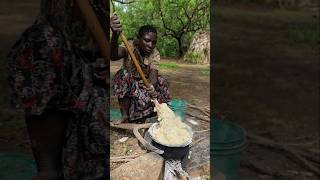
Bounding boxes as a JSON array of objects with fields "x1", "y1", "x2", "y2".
[
  {"x1": 112, "y1": 68, "x2": 171, "y2": 121},
  {"x1": 7, "y1": 24, "x2": 109, "y2": 179}
]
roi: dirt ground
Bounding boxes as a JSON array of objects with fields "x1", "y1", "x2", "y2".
[
  {"x1": 213, "y1": 4, "x2": 319, "y2": 139},
  {"x1": 110, "y1": 60, "x2": 210, "y2": 177},
  {"x1": 213, "y1": 3, "x2": 319, "y2": 180}
]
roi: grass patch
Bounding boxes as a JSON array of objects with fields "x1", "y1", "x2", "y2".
[
  {"x1": 184, "y1": 52, "x2": 203, "y2": 64},
  {"x1": 160, "y1": 61, "x2": 179, "y2": 69},
  {"x1": 200, "y1": 68, "x2": 210, "y2": 76},
  {"x1": 288, "y1": 23, "x2": 319, "y2": 46},
  {"x1": 122, "y1": 143, "x2": 129, "y2": 155}
]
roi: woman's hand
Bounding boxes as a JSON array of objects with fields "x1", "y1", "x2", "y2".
[
  {"x1": 110, "y1": 14, "x2": 122, "y2": 35},
  {"x1": 110, "y1": 13, "x2": 127, "y2": 60},
  {"x1": 138, "y1": 80, "x2": 145, "y2": 88},
  {"x1": 145, "y1": 85, "x2": 158, "y2": 99}
]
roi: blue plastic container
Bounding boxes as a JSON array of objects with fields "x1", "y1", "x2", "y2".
[
  {"x1": 211, "y1": 119, "x2": 247, "y2": 180},
  {"x1": 110, "y1": 108, "x2": 122, "y2": 121},
  {"x1": 167, "y1": 99, "x2": 187, "y2": 120}
]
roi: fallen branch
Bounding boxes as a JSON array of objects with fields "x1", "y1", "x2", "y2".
[
  {"x1": 249, "y1": 139, "x2": 320, "y2": 164},
  {"x1": 241, "y1": 160, "x2": 315, "y2": 178},
  {"x1": 281, "y1": 138, "x2": 319, "y2": 147},
  {"x1": 110, "y1": 154, "x2": 145, "y2": 160},
  {"x1": 309, "y1": 149, "x2": 320, "y2": 155},
  {"x1": 247, "y1": 133, "x2": 320, "y2": 176},
  {"x1": 110, "y1": 122, "x2": 136, "y2": 130},
  {"x1": 191, "y1": 137, "x2": 207, "y2": 147},
  {"x1": 285, "y1": 170, "x2": 314, "y2": 177},
  {"x1": 186, "y1": 112, "x2": 210, "y2": 123},
  {"x1": 293, "y1": 149, "x2": 320, "y2": 164},
  {"x1": 187, "y1": 104, "x2": 210, "y2": 117},
  {"x1": 241, "y1": 160, "x2": 283, "y2": 177},
  {"x1": 111, "y1": 159, "x2": 133, "y2": 163},
  {"x1": 194, "y1": 129, "x2": 210, "y2": 133}
]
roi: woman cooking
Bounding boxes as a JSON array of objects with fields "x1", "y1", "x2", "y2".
[{"x1": 110, "y1": 14, "x2": 171, "y2": 123}]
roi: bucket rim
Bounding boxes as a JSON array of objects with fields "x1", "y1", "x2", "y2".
[
  {"x1": 211, "y1": 143, "x2": 247, "y2": 155},
  {"x1": 167, "y1": 99, "x2": 187, "y2": 106},
  {"x1": 211, "y1": 119, "x2": 247, "y2": 143},
  {"x1": 211, "y1": 138, "x2": 247, "y2": 151}
]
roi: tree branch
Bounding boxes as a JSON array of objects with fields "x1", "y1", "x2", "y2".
[
  {"x1": 158, "y1": 0, "x2": 177, "y2": 36},
  {"x1": 112, "y1": 0, "x2": 135, "y2": 4},
  {"x1": 185, "y1": 2, "x2": 208, "y2": 33}
]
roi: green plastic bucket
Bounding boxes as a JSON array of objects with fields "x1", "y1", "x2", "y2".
[
  {"x1": 0, "y1": 153, "x2": 37, "y2": 180},
  {"x1": 110, "y1": 99, "x2": 187, "y2": 121},
  {"x1": 211, "y1": 119, "x2": 247, "y2": 180},
  {"x1": 167, "y1": 99, "x2": 187, "y2": 120},
  {"x1": 110, "y1": 108, "x2": 122, "y2": 121}
]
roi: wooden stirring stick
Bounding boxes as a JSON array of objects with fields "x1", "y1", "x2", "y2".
[
  {"x1": 117, "y1": 29, "x2": 160, "y2": 106},
  {"x1": 119, "y1": 32, "x2": 151, "y2": 88}
]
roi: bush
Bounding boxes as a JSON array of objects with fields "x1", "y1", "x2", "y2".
[
  {"x1": 184, "y1": 52, "x2": 203, "y2": 64},
  {"x1": 288, "y1": 23, "x2": 319, "y2": 46},
  {"x1": 159, "y1": 62, "x2": 179, "y2": 69},
  {"x1": 157, "y1": 37, "x2": 178, "y2": 57}
]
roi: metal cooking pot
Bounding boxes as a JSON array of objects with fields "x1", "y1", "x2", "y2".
[{"x1": 147, "y1": 123, "x2": 193, "y2": 159}]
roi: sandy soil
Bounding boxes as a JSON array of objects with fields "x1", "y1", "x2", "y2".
[{"x1": 110, "y1": 60, "x2": 210, "y2": 177}]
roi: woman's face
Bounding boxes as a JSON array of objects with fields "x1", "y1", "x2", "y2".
[{"x1": 138, "y1": 32, "x2": 157, "y2": 56}]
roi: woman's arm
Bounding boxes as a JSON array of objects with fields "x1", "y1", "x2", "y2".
[
  {"x1": 148, "y1": 49, "x2": 160, "y2": 86},
  {"x1": 144, "y1": 48, "x2": 160, "y2": 98},
  {"x1": 110, "y1": 33, "x2": 127, "y2": 60},
  {"x1": 110, "y1": 14, "x2": 127, "y2": 60},
  {"x1": 149, "y1": 68, "x2": 158, "y2": 87}
]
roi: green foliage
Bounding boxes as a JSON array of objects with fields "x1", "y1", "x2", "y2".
[
  {"x1": 156, "y1": 0, "x2": 209, "y2": 56},
  {"x1": 288, "y1": 23, "x2": 319, "y2": 46},
  {"x1": 116, "y1": 0, "x2": 162, "y2": 38},
  {"x1": 157, "y1": 37, "x2": 178, "y2": 57},
  {"x1": 112, "y1": 0, "x2": 210, "y2": 57},
  {"x1": 159, "y1": 61, "x2": 179, "y2": 69},
  {"x1": 184, "y1": 51, "x2": 202, "y2": 63}
]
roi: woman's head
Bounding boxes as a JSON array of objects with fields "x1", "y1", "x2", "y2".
[{"x1": 137, "y1": 25, "x2": 157, "y2": 56}]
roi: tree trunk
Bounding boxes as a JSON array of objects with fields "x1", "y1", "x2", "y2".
[
  {"x1": 183, "y1": 30, "x2": 210, "y2": 64},
  {"x1": 177, "y1": 37, "x2": 183, "y2": 57}
]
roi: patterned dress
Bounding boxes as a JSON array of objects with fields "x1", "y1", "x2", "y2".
[
  {"x1": 7, "y1": 23, "x2": 109, "y2": 179},
  {"x1": 112, "y1": 40, "x2": 171, "y2": 121}
]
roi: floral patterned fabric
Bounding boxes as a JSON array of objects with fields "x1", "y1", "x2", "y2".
[
  {"x1": 112, "y1": 42, "x2": 171, "y2": 121},
  {"x1": 7, "y1": 23, "x2": 109, "y2": 180}
]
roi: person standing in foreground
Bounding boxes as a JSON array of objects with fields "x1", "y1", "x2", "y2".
[
  {"x1": 110, "y1": 14, "x2": 171, "y2": 124},
  {"x1": 7, "y1": 0, "x2": 109, "y2": 179}
]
